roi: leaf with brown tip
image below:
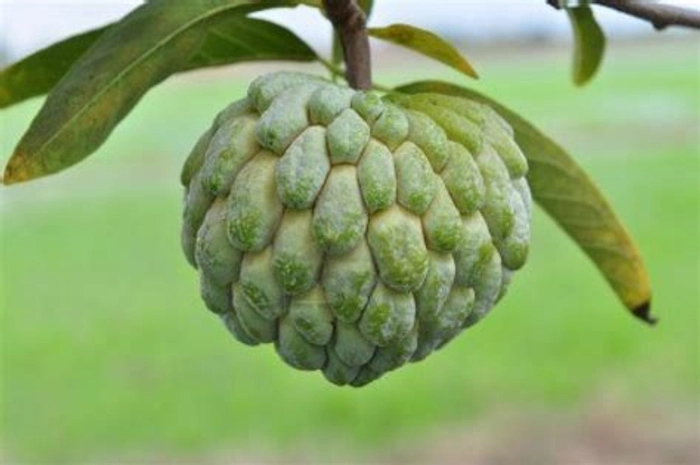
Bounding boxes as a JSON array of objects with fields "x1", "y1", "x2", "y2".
[{"x1": 394, "y1": 80, "x2": 653, "y2": 324}]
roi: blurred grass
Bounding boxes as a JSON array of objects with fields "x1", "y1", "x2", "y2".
[{"x1": 1, "y1": 39, "x2": 699, "y2": 463}]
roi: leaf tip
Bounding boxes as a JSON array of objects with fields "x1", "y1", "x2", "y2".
[
  {"x1": 3, "y1": 152, "x2": 31, "y2": 185},
  {"x1": 573, "y1": 75, "x2": 587, "y2": 87},
  {"x1": 632, "y1": 300, "x2": 657, "y2": 326}
]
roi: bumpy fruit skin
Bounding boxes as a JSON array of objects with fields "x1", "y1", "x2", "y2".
[{"x1": 181, "y1": 72, "x2": 532, "y2": 387}]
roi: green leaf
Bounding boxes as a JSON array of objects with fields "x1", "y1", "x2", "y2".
[
  {"x1": 394, "y1": 80, "x2": 653, "y2": 324},
  {"x1": 568, "y1": 6, "x2": 606, "y2": 86},
  {"x1": 2, "y1": 0, "x2": 315, "y2": 184},
  {"x1": 0, "y1": 26, "x2": 107, "y2": 109},
  {"x1": 183, "y1": 16, "x2": 318, "y2": 70},
  {"x1": 368, "y1": 24, "x2": 478, "y2": 79},
  {"x1": 0, "y1": 14, "x2": 316, "y2": 111}
]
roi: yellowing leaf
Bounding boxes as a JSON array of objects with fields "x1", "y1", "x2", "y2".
[
  {"x1": 395, "y1": 80, "x2": 653, "y2": 324},
  {"x1": 568, "y1": 6, "x2": 606, "y2": 86},
  {"x1": 368, "y1": 24, "x2": 478, "y2": 79}
]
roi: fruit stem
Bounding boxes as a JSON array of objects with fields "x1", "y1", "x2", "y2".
[
  {"x1": 322, "y1": 0, "x2": 372, "y2": 90},
  {"x1": 318, "y1": 56, "x2": 346, "y2": 79}
]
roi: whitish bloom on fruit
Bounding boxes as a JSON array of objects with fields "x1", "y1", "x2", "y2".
[{"x1": 181, "y1": 72, "x2": 532, "y2": 387}]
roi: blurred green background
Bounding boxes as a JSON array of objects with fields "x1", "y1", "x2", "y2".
[{"x1": 1, "y1": 38, "x2": 698, "y2": 464}]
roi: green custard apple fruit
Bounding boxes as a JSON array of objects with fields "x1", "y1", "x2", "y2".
[{"x1": 180, "y1": 71, "x2": 531, "y2": 387}]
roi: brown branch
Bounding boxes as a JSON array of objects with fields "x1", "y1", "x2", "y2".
[
  {"x1": 322, "y1": 0, "x2": 372, "y2": 90},
  {"x1": 597, "y1": 0, "x2": 700, "y2": 30},
  {"x1": 548, "y1": 0, "x2": 700, "y2": 30}
]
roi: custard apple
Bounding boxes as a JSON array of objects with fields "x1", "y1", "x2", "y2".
[{"x1": 180, "y1": 71, "x2": 531, "y2": 387}]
